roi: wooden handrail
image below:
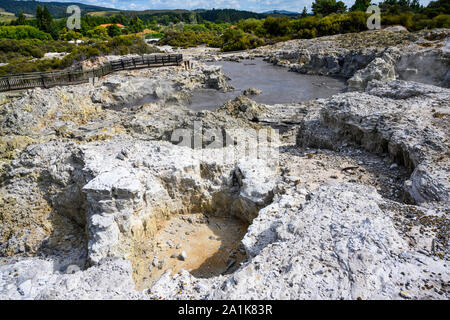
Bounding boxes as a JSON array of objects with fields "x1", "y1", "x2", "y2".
[{"x1": 0, "y1": 54, "x2": 183, "y2": 92}]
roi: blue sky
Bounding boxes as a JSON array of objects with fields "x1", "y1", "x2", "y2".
[{"x1": 41, "y1": 0, "x2": 433, "y2": 13}]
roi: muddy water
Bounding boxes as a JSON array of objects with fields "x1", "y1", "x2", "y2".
[
  {"x1": 134, "y1": 213, "x2": 248, "y2": 290},
  {"x1": 188, "y1": 58, "x2": 347, "y2": 111}
]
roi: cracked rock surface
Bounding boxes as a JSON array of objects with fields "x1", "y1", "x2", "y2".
[{"x1": 0, "y1": 29, "x2": 449, "y2": 300}]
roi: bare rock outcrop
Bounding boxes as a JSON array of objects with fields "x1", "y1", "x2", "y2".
[
  {"x1": 0, "y1": 30, "x2": 449, "y2": 300},
  {"x1": 297, "y1": 80, "x2": 450, "y2": 206},
  {"x1": 218, "y1": 95, "x2": 269, "y2": 122},
  {"x1": 150, "y1": 183, "x2": 449, "y2": 300},
  {"x1": 260, "y1": 29, "x2": 449, "y2": 89},
  {"x1": 0, "y1": 257, "x2": 143, "y2": 300},
  {"x1": 243, "y1": 88, "x2": 262, "y2": 96}
]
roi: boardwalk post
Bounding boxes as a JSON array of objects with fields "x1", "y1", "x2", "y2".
[{"x1": 6, "y1": 77, "x2": 10, "y2": 91}]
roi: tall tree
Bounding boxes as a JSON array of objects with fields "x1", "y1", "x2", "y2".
[
  {"x1": 42, "y1": 6, "x2": 53, "y2": 33},
  {"x1": 379, "y1": 0, "x2": 423, "y2": 14},
  {"x1": 15, "y1": 12, "x2": 27, "y2": 25},
  {"x1": 107, "y1": 24, "x2": 122, "y2": 37},
  {"x1": 350, "y1": 0, "x2": 372, "y2": 11},
  {"x1": 301, "y1": 7, "x2": 308, "y2": 17},
  {"x1": 410, "y1": 0, "x2": 422, "y2": 11},
  {"x1": 128, "y1": 16, "x2": 144, "y2": 33},
  {"x1": 312, "y1": 0, "x2": 347, "y2": 16},
  {"x1": 36, "y1": 5, "x2": 43, "y2": 30}
]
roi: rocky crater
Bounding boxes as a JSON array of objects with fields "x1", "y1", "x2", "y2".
[{"x1": 0, "y1": 29, "x2": 448, "y2": 300}]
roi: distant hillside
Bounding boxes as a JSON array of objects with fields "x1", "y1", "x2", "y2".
[
  {"x1": 89, "y1": 8, "x2": 269, "y2": 24},
  {"x1": 0, "y1": 2, "x2": 300, "y2": 25},
  {"x1": 0, "y1": 0, "x2": 118, "y2": 18},
  {"x1": 127, "y1": 9, "x2": 191, "y2": 15},
  {"x1": 196, "y1": 9, "x2": 267, "y2": 22},
  {"x1": 263, "y1": 10, "x2": 300, "y2": 16},
  {"x1": 128, "y1": 8, "x2": 267, "y2": 23},
  {"x1": 95, "y1": 10, "x2": 200, "y2": 25}
]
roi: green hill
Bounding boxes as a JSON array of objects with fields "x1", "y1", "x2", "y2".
[
  {"x1": 0, "y1": 0, "x2": 118, "y2": 18},
  {"x1": 88, "y1": 8, "x2": 269, "y2": 25}
]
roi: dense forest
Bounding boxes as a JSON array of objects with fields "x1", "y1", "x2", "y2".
[
  {"x1": 197, "y1": 9, "x2": 268, "y2": 23},
  {"x1": 0, "y1": 1, "x2": 270, "y2": 22},
  {"x1": 0, "y1": 0, "x2": 118, "y2": 18}
]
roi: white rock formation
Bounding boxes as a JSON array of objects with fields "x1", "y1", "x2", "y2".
[{"x1": 0, "y1": 30, "x2": 448, "y2": 300}]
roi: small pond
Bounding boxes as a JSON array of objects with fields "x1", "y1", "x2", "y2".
[{"x1": 188, "y1": 58, "x2": 347, "y2": 111}]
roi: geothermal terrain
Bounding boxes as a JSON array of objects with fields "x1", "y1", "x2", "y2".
[{"x1": 0, "y1": 29, "x2": 449, "y2": 300}]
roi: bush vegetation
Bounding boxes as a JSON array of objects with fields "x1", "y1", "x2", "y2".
[
  {"x1": 0, "y1": 39, "x2": 73, "y2": 62},
  {"x1": 0, "y1": 25, "x2": 52, "y2": 40},
  {"x1": 0, "y1": 35, "x2": 159, "y2": 75},
  {"x1": 159, "y1": 29, "x2": 222, "y2": 48}
]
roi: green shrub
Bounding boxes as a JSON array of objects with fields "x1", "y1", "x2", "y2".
[
  {"x1": 236, "y1": 19, "x2": 264, "y2": 35},
  {"x1": 316, "y1": 14, "x2": 342, "y2": 36},
  {"x1": 86, "y1": 26, "x2": 109, "y2": 40},
  {"x1": 221, "y1": 28, "x2": 264, "y2": 52},
  {"x1": 382, "y1": 12, "x2": 414, "y2": 30},
  {"x1": 107, "y1": 25, "x2": 122, "y2": 37},
  {"x1": 262, "y1": 17, "x2": 292, "y2": 37},
  {"x1": 59, "y1": 29, "x2": 83, "y2": 41},
  {"x1": 340, "y1": 11, "x2": 368, "y2": 33},
  {"x1": 145, "y1": 32, "x2": 164, "y2": 39},
  {"x1": 432, "y1": 14, "x2": 450, "y2": 27},
  {"x1": 290, "y1": 12, "x2": 367, "y2": 39},
  {"x1": 0, "y1": 39, "x2": 74, "y2": 63},
  {"x1": 0, "y1": 25, "x2": 52, "y2": 40},
  {"x1": 312, "y1": 0, "x2": 348, "y2": 16},
  {"x1": 159, "y1": 29, "x2": 222, "y2": 48}
]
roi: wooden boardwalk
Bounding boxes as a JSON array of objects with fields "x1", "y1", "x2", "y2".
[{"x1": 0, "y1": 54, "x2": 183, "y2": 92}]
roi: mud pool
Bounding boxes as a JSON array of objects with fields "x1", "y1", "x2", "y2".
[
  {"x1": 188, "y1": 58, "x2": 347, "y2": 110},
  {"x1": 132, "y1": 213, "x2": 249, "y2": 290}
]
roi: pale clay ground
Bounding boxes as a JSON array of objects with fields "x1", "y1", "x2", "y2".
[{"x1": 0, "y1": 29, "x2": 449, "y2": 300}]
